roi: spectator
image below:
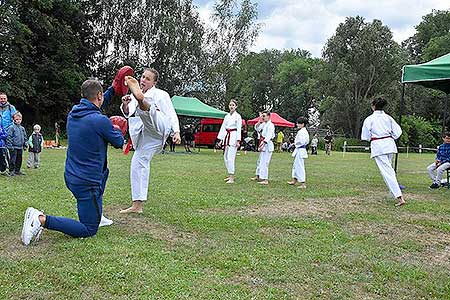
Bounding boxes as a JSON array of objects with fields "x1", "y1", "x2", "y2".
[
  {"x1": 0, "y1": 121, "x2": 7, "y2": 175},
  {"x1": 310, "y1": 134, "x2": 318, "y2": 155},
  {"x1": 27, "y1": 124, "x2": 44, "y2": 169},
  {"x1": 0, "y1": 92, "x2": 17, "y2": 131},
  {"x1": 7, "y1": 112, "x2": 27, "y2": 176},
  {"x1": 182, "y1": 125, "x2": 195, "y2": 153},
  {"x1": 324, "y1": 130, "x2": 333, "y2": 155},
  {"x1": 276, "y1": 130, "x2": 285, "y2": 152},
  {"x1": 427, "y1": 132, "x2": 450, "y2": 189}
]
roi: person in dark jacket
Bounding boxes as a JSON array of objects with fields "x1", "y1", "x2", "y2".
[
  {"x1": 7, "y1": 112, "x2": 27, "y2": 176},
  {"x1": 27, "y1": 124, "x2": 44, "y2": 169},
  {"x1": 21, "y1": 79, "x2": 125, "y2": 246},
  {"x1": 0, "y1": 121, "x2": 7, "y2": 174}
]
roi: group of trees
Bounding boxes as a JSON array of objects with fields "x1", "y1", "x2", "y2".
[{"x1": 0, "y1": 0, "x2": 448, "y2": 145}]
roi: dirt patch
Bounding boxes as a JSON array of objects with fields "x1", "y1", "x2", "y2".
[
  {"x1": 205, "y1": 196, "x2": 367, "y2": 219},
  {"x1": 345, "y1": 221, "x2": 450, "y2": 269},
  {"x1": 105, "y1": 205, "x2": 197, "y2": 246},
  {"x1": 0, "y1": 233, "x2": 54, "y2": 261}
]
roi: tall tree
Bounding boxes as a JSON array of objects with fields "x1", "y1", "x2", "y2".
[
  {"x1": 0, "y1": 0, "x2": 99, "y2": 128},
  {"x1": 92, "y1": 0, "x2": 206, "y2": 97},
  {"x1": 402, "y1": 9, "x2": 450, "y2": 62},
  {"x1": 201, "y1": 0, "x2": 260, "y2": 108},
  {"x1": 321, "y1": 16, "x2": 404, "y2": 137}
]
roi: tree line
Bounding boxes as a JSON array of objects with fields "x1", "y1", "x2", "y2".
[{"x1": 0, "y1": 1, "x2": 449, "y2": 146}]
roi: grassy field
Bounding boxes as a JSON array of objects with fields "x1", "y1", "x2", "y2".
[{"x1": 1, "y1": 148, "x2": 449, "y2": 300}]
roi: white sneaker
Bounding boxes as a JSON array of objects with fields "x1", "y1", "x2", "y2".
[
  {"x1": 21, "y1": 207, "x2": 43, "y2": 246},
  {"x1": 99, "y1": 214, "x2": 113, "y2": 227}
]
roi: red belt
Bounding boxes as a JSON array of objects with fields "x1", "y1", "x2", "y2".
[
  {"x1": 258, "y1": 137, "x2": 265, "y2": 149},
  {"x1": 224, "y1": 128, "x2": 237, "y2": 146},
  {"x1": 371, "y1": 136, "x2": 392, "y2": 141}
]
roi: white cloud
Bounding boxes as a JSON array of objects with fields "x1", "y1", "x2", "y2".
[{"x1": 193, "y1": 0, "x2": 450, "y2": 57}]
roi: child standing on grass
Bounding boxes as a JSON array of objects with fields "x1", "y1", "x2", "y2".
[
  {"x1": 27, "y1": 124, "x2": 44, "y2": 169},
  {"x1": 7, "y1": 112, "x2": 27, "y2": 176},
  {"x1": 288, "y1": 117, "x2": 309, "y2": 189},
  {"x1": 427, "y1": 132, "x2": 450, "y2": 189},
  {"x1": 361, "y1": 97, "x2": 405, "y2": 206}
]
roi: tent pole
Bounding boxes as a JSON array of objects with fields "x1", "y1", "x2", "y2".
[
  {"x1": 394, "y1": 83, "x2": 405, "y2": 173},
  {"x1": 444, "y1": 94, "x2": 449, "y2": 133}
]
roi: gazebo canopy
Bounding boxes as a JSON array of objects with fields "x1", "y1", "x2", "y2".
[
  {"x1": 247, "y1": 112, "x2": 295, "y2": 127},
  {"x1": 402, "y1": 53, "x2": 450, "y2": 94},
  {"x1": 171, "y1": 96, "x2": 227, "y2": 119}
]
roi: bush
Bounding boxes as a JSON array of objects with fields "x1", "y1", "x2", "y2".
[{"x1": 399, "y1": 115, "x2": 441, "y2": 148}]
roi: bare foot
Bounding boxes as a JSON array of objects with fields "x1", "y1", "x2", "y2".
[
  {"x1": 119, "y1": 207, "x2": 143, "y2": 214},
  {"x1": 395, "y1": 197, "x2": 406, "y2": 207},
  {"x1": 259, "y1": 180, "x2": 269, "y2": 185},
  {"x1": 125, "y1": 76, "x2": 144, "y2": 101},
  {"x1": 226, "y1": 179, "x2": 235, "y2": 184},
  {"x1": 298, "y1": 184, "x2": 307, "y2": 189},
  {"x1": 250, "y1": 177, "x2": 259, "y2": 181},
  {"x1": 224, "y1": 177, "x2": 230, "y2": 181},
  {"x1": 287, "y1": 180, "x2": 297, "y2": 185}
]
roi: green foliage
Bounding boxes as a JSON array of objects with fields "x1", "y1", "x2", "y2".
[
  {"x1": 228, "y1": 49, "x2": 315, "y2": 120},
  {"x1": 399, "y1": 115, "x2": 441, "y2": 147},
  {"x1": 0, "y1": 0, "x2": 98, "y2": 128},
  {"x1": 321, "y1": 16, "x2": 406, "y2": 138},
  {"x1": 403, "y1": 9, "x2": 450, "y2": 62}
]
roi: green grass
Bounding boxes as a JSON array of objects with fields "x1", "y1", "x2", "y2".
[{"x1": 1, "y1": 149, "x2": 450, "y2": 299}]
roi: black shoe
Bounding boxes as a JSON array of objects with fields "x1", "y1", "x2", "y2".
[{"x1": 429, "y1": 183, "x2": 440, "y2": 189}]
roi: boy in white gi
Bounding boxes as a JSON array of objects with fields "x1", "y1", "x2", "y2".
[
  {"x1": 288, "y1": 117, "x2": 309, "y2": 189},
  {"x1": 217, "y1": 99, "x2": 242, "y2": 184},
  {"x1": 254, "y1": 111, "x2": 275, "y2": 185},
  {"x1": 120, "y1": 68, "x2": 181, "y2": 213},
  {"x1": 361, "y1": 97, "x2": 405, "y2": 206}
]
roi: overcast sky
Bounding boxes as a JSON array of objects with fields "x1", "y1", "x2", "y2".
[{"x1": 193, "y1": 0, "x2": 450, "y2": 57}]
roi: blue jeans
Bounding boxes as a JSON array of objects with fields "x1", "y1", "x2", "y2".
[{"x1": 44, "y1": 170, "x2": 109, "y2": 238}]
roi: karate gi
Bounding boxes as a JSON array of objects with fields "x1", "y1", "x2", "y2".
[
  {"x1": 361, "y1": 110, "x2": 402, "y2": 198},
  {"x1": 217, "y1": 112, "x2": 242, "y2": 175},
  {"x1": 256, "y1": 120, "x2": 275, "y2": 180},
  {"x1": 121, "y1": 87, "x2": 179, "y2": 201},
  {"x1": 292, "y1": 127, "x2": 309, "y2": 182}
]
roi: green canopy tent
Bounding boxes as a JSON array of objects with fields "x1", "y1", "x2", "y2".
[
  {"x1": 396, "y1": 53, "x2": 450, "y2": 170},
  {"x1": 171, "y1": 96, "x2": 227, "y2": 119}
]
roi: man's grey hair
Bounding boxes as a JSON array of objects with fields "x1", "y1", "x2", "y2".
[{"x1": 81, "y1": 79, "x2": 103, "y2": 100}]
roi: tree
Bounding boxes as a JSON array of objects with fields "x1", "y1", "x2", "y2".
[
  {"x1": 0, "y1": 0, "x2": 99, "y2": 129},
  {"x1": 92, "y1": 0, "x2": 206, "y2": 97},
  {"x1": 201, "y1": 0, "x2": 260, "y2": 109},
  {"x1": 321, "y1": 16, "x2": 405, "y2": 137},
  {"x1": 403, "y1": 10, "x2": 450, "y2": 62}
]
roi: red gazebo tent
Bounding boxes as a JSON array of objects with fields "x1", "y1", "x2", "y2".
[{"x1": 247, "y1": 112, "x2": 295, "y2": 127}]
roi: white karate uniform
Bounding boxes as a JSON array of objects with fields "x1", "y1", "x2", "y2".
[
  {"x1": 361, "y1": 110, "x2": 402, "y2": 198},
  {"x1": 292, "y1": 127, "x2": 309, "y2": 182},
  {"x1": 121, "y1": 86, "x2": 179, "y2": 201},
  {"x1": 217, "y1": 112, "x2": 242, "y2": 175},
  {"x1": 256, "y1": 121, "x2": 275, "y2": 180},
  {"x1": 254, "y1": 122, "x2": 265, "y2": 176}
]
